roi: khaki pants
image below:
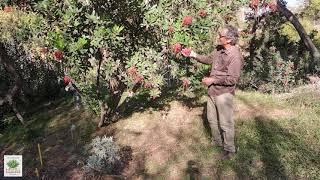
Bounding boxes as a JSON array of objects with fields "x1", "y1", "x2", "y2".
[{"x1": 207, "y1": 93, "x2": 235, "y2": 152}]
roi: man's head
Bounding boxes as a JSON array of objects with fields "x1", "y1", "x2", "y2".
[{"x1": 217, "y1": 25, "x2": 239, "y2": 48}]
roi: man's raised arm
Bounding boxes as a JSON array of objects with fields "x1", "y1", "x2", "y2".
[{"x1": 189, "y1": 50, "x2": 216, "y2": 65}]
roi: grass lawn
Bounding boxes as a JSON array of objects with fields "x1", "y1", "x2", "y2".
[{"x1": 1, "y1": 86, "x2": 319, "y2": 179}]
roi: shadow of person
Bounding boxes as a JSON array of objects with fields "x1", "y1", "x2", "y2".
[
  {"x1": 186, "y1": 160, "x2": 201, "y2": 180},
  {"x1": 201, "y1": 104, "x2": 213, "y2": 141}
]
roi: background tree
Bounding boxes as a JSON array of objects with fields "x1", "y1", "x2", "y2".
[
  {"x1": 276, "y1": 0, "x2": 320, "y2": 69},
  {"x1": 240, "y1": 0, "x2": 320, "y2": 92},
  {"x1": 0, "y1": 7, "x2": 60, "y2": 125}
]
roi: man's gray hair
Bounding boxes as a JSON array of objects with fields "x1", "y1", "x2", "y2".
[{"x1": 224, "y1": 25, "x2": 239, "y2": 45}]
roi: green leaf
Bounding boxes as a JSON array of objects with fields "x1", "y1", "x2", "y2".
[
  {"x1": 7, "y1": 160, "x2": 19, "y2": 169},
  {"x1": 112, "y1": 25, "x2": 124, "y2": 35},
  {"x1": 76, "y1": 37, "x2": 88, "y2": 50},
  {"x1": 54, "y1": 38, "x2": 66, "y2": 50}
]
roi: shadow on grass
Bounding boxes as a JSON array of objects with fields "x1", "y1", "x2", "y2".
[
  {"x1": 234, "y1": 116, "x2": 288, "y2": 179},
  {"x1": 0, "y1": 97, "x2": 99, "y2": 179},
  {"x1": 227, "y1": 96, "x2": 320, "y2": 179},
  {"x1": 185, "y1": 160, "x2": 201, "y2": 180},
  {"x1": 114, "y1": 90, "x2": 319, "y2": 179},
  {"x1": 0, "y1": 98, "x2": 73, "y2": 146},
  {"x1": 200, "y1": 101, "x2": 215, "y2": 144}
]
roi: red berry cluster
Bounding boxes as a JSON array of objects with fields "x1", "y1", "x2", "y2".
[
  {"x1": 268, "y1": 1, "x2": 277, "y2": 12},
  {"x1": 134, "y1": 75, "x2": 144, "y2": 84},
  {"x1": 144, "y1": 82, "x2": 153, "y2": 88},
  {"x1": 127, "y1": 66, "x2": 146, "y2": 85},
  {"x1": 199, "y1": 9, "x2": 207, "y2": 17},
  {"x1": 182, "y1": 16, "x2": 193, "y2": 26},
  {"x1": 182, "y1": 78, "x2": 190, "y2": 90},
  {"x1": 170, "y1": 43, "x2": 192, "y2": 58},
  {"x1": 171, "y1": 43, "x2": 182, "y2": 53},
  {"x1": 127, "y1": 66, "x2": 138, "y2": 75},
  {"x1": 168, "y1": 26, "x2": 174, "y2": 33},
  {"x1": 53, "y1": 50, "x2": 64, "y2": 60},
  {"x1": 63, "y1": 76, "x2": 71, "y2": 86},
  {"x1": 4, "y1": 6, "x2": 12, "y2": 13}
]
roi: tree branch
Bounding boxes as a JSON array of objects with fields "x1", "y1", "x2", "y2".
[{"x1": 276, "y1": 0, "x2": 320, "y2": 65}]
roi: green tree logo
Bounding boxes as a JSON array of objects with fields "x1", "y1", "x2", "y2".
[{"x1": 7, "y1": 160, "x2": 19, "y2": 169}]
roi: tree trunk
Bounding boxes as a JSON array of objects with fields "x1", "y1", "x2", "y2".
[
  {"x1": 96, "y1": 48, "x2": 128, "y2": 128},
  {"x1": 98, "y1": 100, "x2": 109, "y2": 128},
  {"x1": 276, "y1": 0, "x2": 320, "y2": 67},
  {"x1": 0, "y1": 42, "x2": 24, "y2": 125},
  {"x1": 97, "y1": 87, "x2": 127, "y2": 128}
]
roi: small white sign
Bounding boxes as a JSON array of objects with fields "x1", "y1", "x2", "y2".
[{"x1": 4, "y1": 155, "x2": 22, "y2": 177}]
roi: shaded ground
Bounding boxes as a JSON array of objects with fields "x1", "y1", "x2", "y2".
[
  {"x1": 107, "y1": 89, "x2": 319, "y2": 179},
  {"x1": 1, "y1": 87, "x2": 320, "y2": 179},
  {"x1": 0, "y1": 99, "x2": 96, "y2": 179},
  {"x1": 114, "y1": 101, "x2": 216, "y2": 179}
]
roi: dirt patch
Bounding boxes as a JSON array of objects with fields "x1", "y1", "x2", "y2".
[
  {"x1": 0, "y1": 101, "x2": 96, "y2": 180},
  {"x1": 99, "y1": 98, "x2": 295, "y2": 179},
  {"x1": 110, "y1": 101, "x2": 218, "y2": 179},
  {"x1": 1, "y1": 94, "x2": 296, "y2": 179}
]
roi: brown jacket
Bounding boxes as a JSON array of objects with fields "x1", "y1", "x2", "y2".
[{"x1": 195, "y1": 45, "x2": 243, "y2": 96}]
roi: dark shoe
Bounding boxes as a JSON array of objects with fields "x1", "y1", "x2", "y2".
[
  {"x1": 223, "y1": 151, "x2": 236, "y2": 160},
  {"x1": 215, "y1": 151, "x2": 236, "y2": 160}
]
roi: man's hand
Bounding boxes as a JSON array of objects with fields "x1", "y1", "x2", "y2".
[
  {"x1": 181, "y1": 48, "x2": 197, "y2": 58},
  {"x1": 202, "y1": 77, "x2": 215, "y2": 86},
  {"x1": 189, "y1": 50, "x2": 198, "y2": 58},
  {"x1": 181, "y1": 48, "x2": 191, "y2": 57}
]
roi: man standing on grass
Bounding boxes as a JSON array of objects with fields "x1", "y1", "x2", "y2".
[{"x1": 186, "y1": 25, "x2": 243, "y2": 159}]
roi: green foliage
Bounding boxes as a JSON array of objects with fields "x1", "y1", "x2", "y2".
[
  {"x1": 301, "y1": 0, "x2": 320, "y2": 49},
  {"x1": 141, "y1": 0, "x2": 243, "y2": 96},
  {"x1": 303, "y1": 0, "x2": 320, "y2": 18},
  {"x1": 124, "y1": 48, "x2": 165, "y2": 98},
  {"x1": 280, "y1": 18, "x2": 319, "y2": 43},
  {"x1": 252, "y1": 51, "x2": 296, "y2": 93},
  {"x1": 240, "y1": 7, "x2": 319, "y2": 92},
  {"x1": 0, "y1": 7, "x2": 62, "y2": 115},
  {"x1": 1, "y1": 1, "x2": 247, "y2": 119},
  {"x1": 0, "y1": 7, "x2": 48, "y2": 47},
  {"x1": 1, "y1": 0, "x2": 243, "y2": 116},
  {"x1": 7, "y1": 160, "x2": 19, "y2": 169},
  {"x1": 234, "y1": 90, "x2": 320, "y2": 179}
]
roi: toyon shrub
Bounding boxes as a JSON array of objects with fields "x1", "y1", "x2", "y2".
[
  {"x1": 1, "y1": 0, "x2": 239, "y2": 126},
  {"x1": 182, "y1": 16, "x2": 193, "y2": 26},
  {"x1": 53, "y1": 50, "x2": 64, "y2": 60}
]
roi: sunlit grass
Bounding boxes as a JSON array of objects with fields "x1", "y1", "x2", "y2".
[{"x1": 1, "y1": 87, "x2": 319, "y2": 179}]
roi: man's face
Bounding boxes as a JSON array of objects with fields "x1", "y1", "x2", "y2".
[{"x1": 217, "y1": 28, "x2": 231, "y2": 46}]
